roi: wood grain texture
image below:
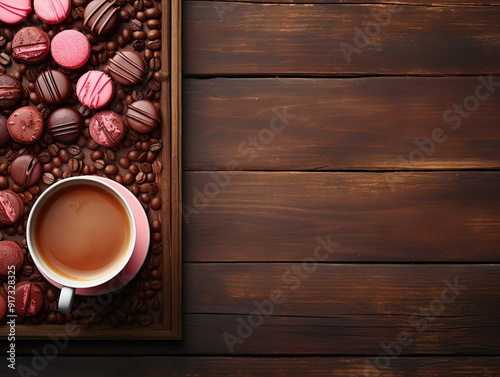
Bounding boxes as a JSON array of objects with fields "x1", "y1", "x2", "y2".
[
  {"x1": 14, "y1": 357, "x2": 500, "y2": 376},
  {"x1": 184, "y1": 77, "x2": 500, "y2": 171},
  {"x1": 204, "y1": 0, "x2": 500, "y2": 4},
  {"x1": 184, "y1": 2, "x2": 500, "y2": 75},
  {"x1": 183, "y1": 171, "x2": 500, "y2": 262},
  {"x1": 180, "y1": 264, "x2": 500, "y2": 355}
]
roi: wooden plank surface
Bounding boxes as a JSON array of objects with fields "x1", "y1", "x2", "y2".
[
  {"x1": 14, "y1": 357, "x2": 500, "y2": 376},
  {"x1": 184, "y1": 77, "x2": 500, "y2": 171},
  {"x1": 202, "y1": 0, "x2": 500, "y2": 4},
  {"x1": 179, "y1": 264, "x2": 500, "y2": 354},
  {"x1": 184, "y1": 3, "x2": 500, "y2": 75},
  {"x1": 183, "y1": 171, "x2": 500, "y2": 262}
]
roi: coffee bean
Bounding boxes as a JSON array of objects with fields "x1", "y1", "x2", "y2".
[
  {"x1": 36, "y1": 281, "x2": 47, "y2": 292},
  {"x1": 140, "y1": 162, "x2": 152, "y2": 173},
  {"x1": 52, "y1": 167, "x2": 63, "y2": 178},
  {"x1": 26, "y1": 69, "x2": 37, "y2": 82},
  {"x1": 151, "y1": 219, "x2": 161, "y2": 232},
  {"x1": 72, "y1": 0, "x2": 86, "y2": 6},
  {"x1": 79, "y1": 105, "x2": 92, "y2": 117},
  {"x1": 11, "y1": 184, "x2": 24, "y2": 193},
  {"x1": 148, "y1": 79, "x2": 160, "y2": 91},
  {"x1": 151, "y1": 297, "x2": 160, "y2": 310},
  {"x1": 133, "y1": 40, "x2": 145, "y2": 51},
  {"x1": 134, "y1": 0, "x2": 144, "y2": 10},
  {"x1": 0, "y1": 176, "x2": 8, "y2": 190},
  {"x1": 130, "y1": 296, "x2": 144, "y2": 313},
  {"x1": 0, "y1": 36, "x2": 5, "y2": 48},
  {"x1": 120, "y1": 10, "x2": 131, "y2": 22},
  {"x1": 151, "y1": 243, "x2": 162, "y2": 255},
  {"x1": 151, "y1": 280, "x2": 162, "y2": 290},
  {"x1": 145, "y1": 7, "x2": 161, "y2": 19},
  {"x1": 150, "y1": 254, "x2": 161, "y2": 267},
  {"x1": 90, "y1": 150, "x2": 104, "y2": 161},
  {"x1": 87, "y1": 139, "x2": 100, "y2": 150},
  {"x1": 104, "y1": 164, "x2": 118, "y2": 175},
  {"x1": 139, "y1": 193, "x2": 150, "y2": 203},
  {"x1": 147, "y1": 39, "x2": 161, "y2": 50},
  {"x1": 29, "y1": 274, "x2": 41, "y2": 282},
  {"x1": 128, "y1": 164, "x2": 139, "y2": 175},
  {"x1": 43, "y1": 162, "x2": 53, "y2": 172},
  {"x1": 135, "y1": 171, "x2": 146, "y2": 184},
  {"x1": 123, "y1": 173, "x2": 134, "y2": 185},
  {"x1": 118, "y1": 157, "x2": 131, "y2": 169},
  {"x1": 146, "y1": 19, "x2": 161, "y2": 29},
  {"x1": 52, "y1": 157, "x2": 62, "y2": 167},
  {"x1": 21, "y1": 265, "x2": 34, "y2": 276},
  {"x1": 127, "y1": 150, "x2": 140, "y2": 162},
  {"x1": 71, "y1": 6, "x2": 84, "y2": 19},
  {"x1": 0, "y1": 162, "x2": 8, "y2": 174},
  {"x1": 68, "y1": 145, "x2": 81, "y2": 156},
  {"x1": 152, "y1": 160, "x2": 162, "y2": 174},
  {"x1": 38, "y1": 152, "x2": 51, "y2": 163},
  {"x1": 137, "y1": 151, "x2": 147, "y2": 162},
  {"x1": 129, "y1": 19, "x2": 142, "y2": 31},
  {"x1": 94, "y1": 159, "x2": 106, "y2": 170},
  {"x1": 68, "y1": 158, "x2": 79, "y2": 172},
  {"x1": 147, "y1": 29, "x2": 161, "y2": 41},
  {"x1": 42, "y1": 172, "x2": 55, "y2": 185},
  {"x1": 0, "y1": 52, "x2": 10, "y2": 65},
  {"x1": 150, "y1": 196, "x2": 161, "y2": 210},
  {"x1": 23, "y1": 191, "x2": 33, "y2": 201},
  {"x1": 121, "y1": 29, "x2": 133, "y2": 44},
  {"x1": 127, "y1": 129, "x2": 140, "y2": 142},
  {"x1": 46, "y1": 311, "x2": 57, "y2": 324},
  {"x1": 149, "y1": 57, "x2": 160, "y2": 70},
  {"x1": 138, "y1": 314, "x2": 153, "y2": 326},
  {"x1": 28, "y1": 186, "x2": 40, "y2": 195},
  {"x1": 150, "y1": 269, "x2": 161, "y2": 280},
  {"x1": 48, "y1": 144, "x2": 59, "y2": 157}
]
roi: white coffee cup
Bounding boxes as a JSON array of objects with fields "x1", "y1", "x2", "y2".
[{"x1": 27, "y1": 177, "x2": 137, "y2": 313}]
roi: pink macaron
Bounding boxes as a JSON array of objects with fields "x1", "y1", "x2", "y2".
[
  {"x1": 51, "y1": 30, "x2": 91, "y2": 69},
  {"x1": 77, "y1": 71, "x2": 114, "y2": 109},
  {"x1": 0, "y1": 0, "x2": 31, "y2": 25},
  {"x1": 34, "y1": 0, "x2": 71, "y2": 24},
  {"x1": 89, "y1": 110, "x2": 126, "y2": 147}
]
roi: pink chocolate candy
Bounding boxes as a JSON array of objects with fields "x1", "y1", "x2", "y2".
[
  {"x1": 51, "y1": 30, "x2": 91, "y2": 69},
  {"x1": 34, "y1": 0, "x2": 71, "y2": 24},
  {"x1": 0, "y1": 0, "x2": 31, "y2": 25},
  {"x1": 89, "y1": 110, "x2": 125, "y2": 147},
  {"x1": 76, "y1": 71, "x2": 114, "y2": 109}
]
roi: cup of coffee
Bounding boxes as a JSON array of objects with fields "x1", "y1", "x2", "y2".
[{"x1": 27, "y1": 176, "x2": 137, "y2": 313}]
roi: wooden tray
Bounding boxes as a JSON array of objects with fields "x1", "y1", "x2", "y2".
[{"x1": 0, "y1": 0, "x2": 182, "y2": 340}]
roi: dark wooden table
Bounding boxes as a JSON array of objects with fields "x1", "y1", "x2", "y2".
[{"x1": 16, "y1": 0, "x2": 500, "y2": 375}]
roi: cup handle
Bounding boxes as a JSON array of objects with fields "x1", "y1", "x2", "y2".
[{"x1": 58, "y1": 286, "x2": 75, "y2": 313}]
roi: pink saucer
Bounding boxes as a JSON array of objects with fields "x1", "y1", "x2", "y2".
[{"x1": 40, "y1": 177, "x2": 150, "y2": 295}]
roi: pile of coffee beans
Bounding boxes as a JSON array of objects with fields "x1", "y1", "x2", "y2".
[{"x1": 0, "y1": 0, "x2": 166, "y2": 328}]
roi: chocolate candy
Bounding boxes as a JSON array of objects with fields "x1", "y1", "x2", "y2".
[
  {"x1": 89, "y1": 110, "x2": 125, "y2": 147},
  {"x1": 0, "y1": 74, "x2": 23, "y2": 108},
  {"x1": 83, "y1": 0, "x2": 120, "y2": 37},
  {"x1": 0, "y1": 293, "x2": 6, "y2": 322},
  {"x1": 7, "y1": 106, "x2": 44, "y2": 144},
  {"x1": 0, "y1": 190, "x2": 23, "y2": 227},
  {"x1": 126, "y1": 100, "x2": 160, "y2": 133},
  {"x1": 12, "y1": 27, "x2": 50, "y2": 64},
  {"x1": 0, "y1": 240, "x2": 24, "y2": 276},
  {"x1": 76, "y1": 71, "x2": 114, "y2": 109},
  {"x1": 35, "y1": 70, "x2": 71, "y2": 106},
  {"x1": 34, "y1": 0, "x2": 71, "y2": 25},
  {"x1": 107, "y1": 50, "x2": 147, "y2": 87},
  {"x1": 15, "y1": 281, "x2": 43, "y2": 317},
  {"x1": 0, "y1": 0, "x2": 31, "y2": 25},
  {"x1": 47, "y1": 107, "x2": 84, "y2": 142},
  {"x1": 0, "y1": 115, "x2": 10, "y2": 145},
  {"x1": 10, "y1": 155, "x2": 42, "y2": 187}
]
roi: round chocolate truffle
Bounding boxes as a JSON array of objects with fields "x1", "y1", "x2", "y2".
[
  {"x1": 0, "y1": 74, "x2": 23, "y2": 108},
  {"x1": 83, "y1": 0, "x2": 120, "y2": 37},
  {"x1": 0, "y1": 115, "x2": 10, "y2": 145},
  {"x1": 107, "y1": 50, "x2": 147, "y2": 87},
  {"x1": 10, "y1": 155, "x2": 42, "y2": 187},
  {"x1": 15, "y1": 282, "x2": 44, "y2": 317},
  {"x1": 47, "y1": 107, "x2": 84, "y2": 142},
  {"x1": 35, "y1": 70, "x2": 71, "y2": 106},
  {"x1": 0, "y1": 240, "x2": 24, "y2": 276},
  {"x1": 0, "y1": 190, "x2": 23, "y2": 227},
  {"x1": 89, "y1": 110, "x2": 125, "y2": 147},
  {"x1": 7, "y1": 106, "x2": 44, "y2": 144},
  {"x1": 126, "y1": 100, "x2": 160, "y2": 133},
  {"x1": 12, "y1": 27, "x2": 50, "y2": 64}
]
